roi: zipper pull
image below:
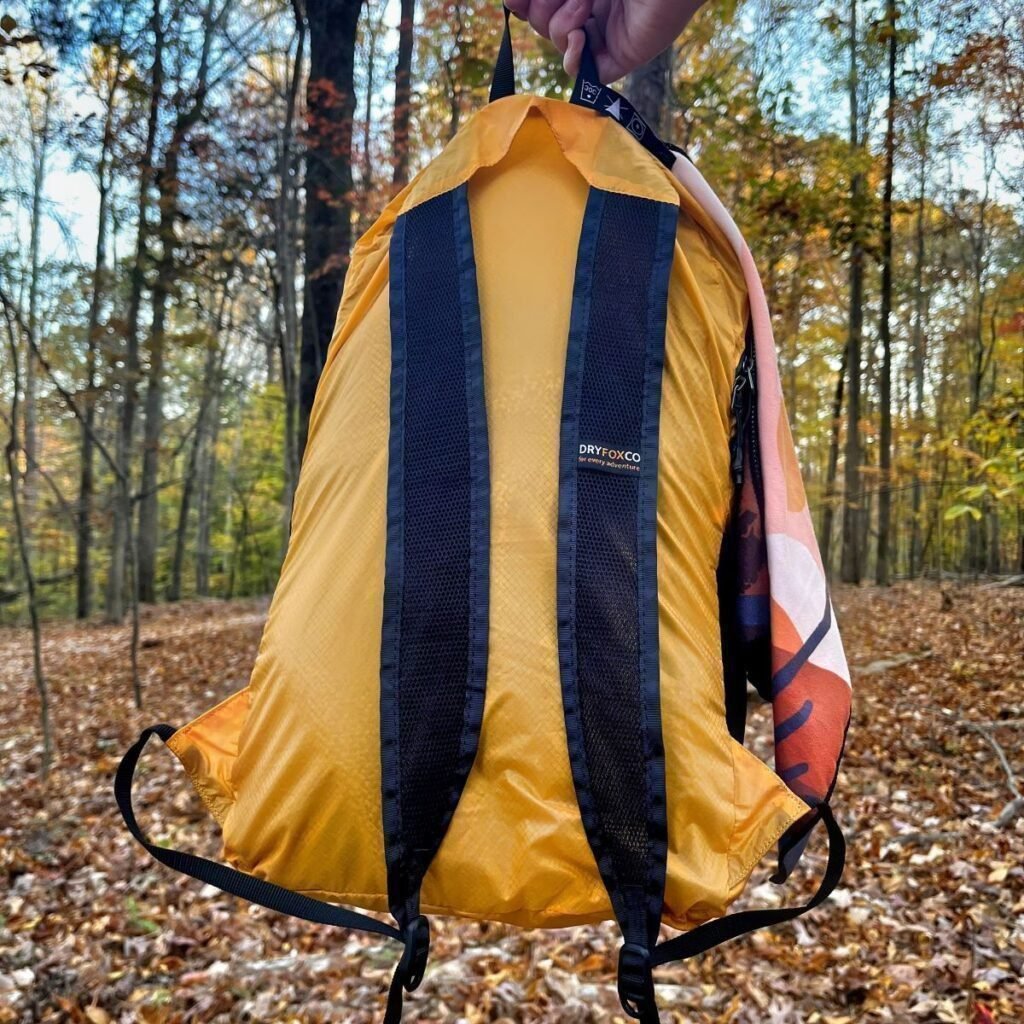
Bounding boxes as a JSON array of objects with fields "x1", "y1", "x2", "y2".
[{"x1": 730, "y1": 350, "x2": 753, "y2": 486}]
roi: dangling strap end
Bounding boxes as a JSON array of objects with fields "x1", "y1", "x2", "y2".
[
  {"x1": 617, "y1": 943, "x2": 660, "y2": 1023},
  {"x1": 384, "y1": 914, "x2": 431, "y2": 1024}
]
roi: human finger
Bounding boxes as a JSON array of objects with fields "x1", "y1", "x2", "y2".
[
  {"x1": 524, "y1": 0, "x2": 564, "y2": 39},
  {"x1": 504, "y1": 0, "x2": 530, "y2": 21},
  {"x1": 548, "y1": 0, "x2": 592, "y2": 54},
  {"x1": 563, "y1": 27, "x2": 585, "y2": 75}
]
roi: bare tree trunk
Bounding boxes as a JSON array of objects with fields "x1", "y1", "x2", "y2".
[
  {"x1": 298, "y1": 0, "x2": 364, "y2": 454},
  {"x1": 627, "y1": 47, "x2": 672, "y2": 133},
  {"x1": 875, "y1": 0, "x2": 897, "y2": 586},
  {"x1": 392, "y1": 0, "x2": 414, "y2": 188},
  {"x1": 24, "y1": 86, "x2": 53, "y2": 534},
  {"x1": 195, "y1": 386, "x2": 222, "y2": 597},
  {"x1": 108, "y1": 0, "x2": 164, "y2": 622},
  {"x1": 78, "y1": 75, "x2": 119, "y2": 619},
  {"x1": 820, "y1": 347, "x2": 848, "y2": 577},
  {"x1": 964, "y1": 146, "x2": 997, "y2": 575},
  {"x1": 358, "y1": 5, "x2": 382, "y2": 234},
  {"x1": 909, "y1": 108, "x2": 929, "y2": 578},
  {"x1": 987, "y1": 507, "x2": 1001, "y2": 575},
  {"x1": 2, "y1": 302, "x2": 52, "y2": 778},
  {"x1": 137, "y1": 1, "x2": 223, "y2": 601},
  {"x1": 277, "y1": 6, "x2": 305, "y2": 537},
  {"x1": 168, "y1": 288, "x2": 230, "y2": 602},
  {"x1": 841, "y1": 0, "x2": 864, "y2": 585},
  {"x1": 137, "y1": 212, "x2": 171, "y2": 603}
]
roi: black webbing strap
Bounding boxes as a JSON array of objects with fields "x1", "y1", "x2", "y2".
[
  {"x1": 614, "y1": 807, "x2": 844, "y2": 1022},
  {"x1": 653, "y1": 804, "x2": 846, "y2": 964},
  {"x1": 567, "y1": 29, "x2": 677, "y2": 169},
  {"x1": 115, "y1": 725, "x2": 426, "y2": 1024},
  {"x1": 489, "y1": 5, "x2": 515, "y2": 102}
]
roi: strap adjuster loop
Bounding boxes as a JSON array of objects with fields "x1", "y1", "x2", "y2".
[
  {"x1": 617, "y1": 943, "x2": 658, "y2": 1021},
  {"x1": 397, "y1": 914, "x2": 430, "y2": 992}
]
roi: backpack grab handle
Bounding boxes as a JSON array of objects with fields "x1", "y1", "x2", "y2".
[
  {"x1": 487, "y1": 6, "x2": 679, "y2": 169},
  {"x1": 489, "y1": 5, "x2": 516, "y2": 102}
]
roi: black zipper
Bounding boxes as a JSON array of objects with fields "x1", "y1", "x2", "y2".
[{"x1": 729, "y1": 344, "x2": 755, "y2": 487}]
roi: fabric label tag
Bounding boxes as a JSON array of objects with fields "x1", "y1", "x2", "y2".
[{"x1": 578, "y1": 443, "x2": 641, "y2": 475}]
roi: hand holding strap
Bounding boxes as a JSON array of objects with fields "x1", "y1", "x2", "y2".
[{"x1": 487, "y1": 4, "x2": 679, "y2": 169}]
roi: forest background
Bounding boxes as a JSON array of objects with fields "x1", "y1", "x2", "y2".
[
  {"x1": 0, "y1": 0, "x2": 1022, "y2": 1021},
  {"x1": 0, "y1": 0, "x2": 1022, "y2": 736}
]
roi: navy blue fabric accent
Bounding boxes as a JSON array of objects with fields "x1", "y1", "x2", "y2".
[
  {"x1": 452, "y1": 184, "x2": 491, "y2": 795},
  {"x1": 381, "y1": 212, "x2": 408, "y2": 917},
  {"x1": 556, "y1": 188, "x2": 676, "y2": 950},
  {"x1": 488, "y1": 5, "x2": 515, "y2": 102},
  {"x1": 775, "y1": 700, "x2": 814, "y2": 743},
  {"x1": 771, "y1": 596, "x2": 832, "y2": 695},
  {"x1": 780, "y1": 762, "x2": 810, "y2": 783},
  {"x1": 638, "y1": 200, "x2": 678, "y2": 938},
  {"x1": 382, "y1": 186, "x2": 489, "y2": 926}
]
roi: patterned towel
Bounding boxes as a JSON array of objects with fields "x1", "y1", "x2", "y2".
[{"x1": 672, "y1": 157, "x2": 852, "y2": 876}]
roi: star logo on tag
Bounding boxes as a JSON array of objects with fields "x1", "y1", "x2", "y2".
[
  {"x1": 580, "y1": 80, "x2": 600, "y2": 104},
  {"x1": 605, "y1": 97, "x2": 623, "y2": 121},
  {"x1": 627, "y1": 114, "x2": 646, "y2": 139}
]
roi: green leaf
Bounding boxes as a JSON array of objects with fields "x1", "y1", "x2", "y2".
[
  {"x1": 125, "y1": 896, "x2": 160, "y2": 934},
  {"x1": 944, "y1": 504, "x2": 982, "y2": 522},
  {"x1": 959, "y1": 484, "x2": 988, "y2": 501}
]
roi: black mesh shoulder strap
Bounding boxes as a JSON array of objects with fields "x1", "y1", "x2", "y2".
[
  {"x1": 556, "y1": 186, "x2": 677, "y2": 1020},
  {"x1": 380, "y1": 182, "x2": 490, "y2": 948},
  {"x1": 115, "y1": 726, "x2": 423, "y2": 1023},
  {"x1": 556, "y1": 189, "x2": 846, "y2": 1022}
]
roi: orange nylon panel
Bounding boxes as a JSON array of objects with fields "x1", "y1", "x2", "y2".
[{"x1": 166, "y1": 98, "x2": 805, "y2": 930}]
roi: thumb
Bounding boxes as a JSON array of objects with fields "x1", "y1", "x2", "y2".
[{"x1": 564, "y1": 21, "x2": 629, "y2": 84}]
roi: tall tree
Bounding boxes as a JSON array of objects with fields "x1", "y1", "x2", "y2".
[
  {"x1": 392, "y1": 0, "x2": 414, "y2": 188},
  {"x1": 297, "y1": 0, "x2": 364, "y2": 454},
  {"x1": 275, "y1": 3, "x2": 305, "y2": 537},
  {"x1": 627, "y1": 47, "x2": 672, "y2": 131},
  {"x1": 909, "y1": 87, "x2": 931, "y2": 577},
  {"x1": 1, "y1": 294, "x2": 52, "y2": 777},
  {"x1": 107, "y1": 0, "x2": 164, "y2": 621},
  {"x1": 168, "y1": 273, "x2": 231, "y2": 601},
  {"x1": 23, "y1": 79, "x2": 54, "y2": 531},
  {"x1": 820, "y1": 348, "x2": 848, "y2": 576},
  {"x1": 841, "y1": 0, "x2": 865, "y2": 584},
  {"x1": 875, "y1": 0, "x2": 898, "y2": 586},
  {"x1": 77, "y1": 41, "x2": 125, "y2": 618},
  {"x1": 137, "y1": 0, "x2": 230, "y2": 602}
]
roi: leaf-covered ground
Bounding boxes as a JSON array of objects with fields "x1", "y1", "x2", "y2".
[{"x1": 1, "y1": 584, "x2": 1022, "y2": 1023}]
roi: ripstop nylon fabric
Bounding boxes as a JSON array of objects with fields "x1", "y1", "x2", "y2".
[{"x1": 166, "y1": 98, "x2": 806, "y2": 931}]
